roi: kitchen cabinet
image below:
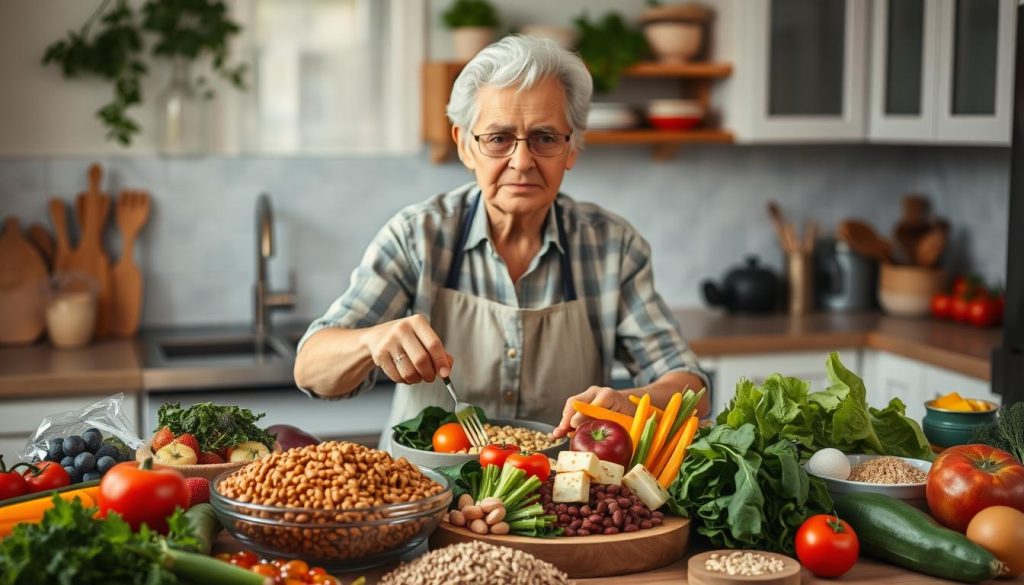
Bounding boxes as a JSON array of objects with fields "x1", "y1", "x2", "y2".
[
  {"x1": 422, "y1": 61, "x2": 735, "y2": 163},
  {"x1": 868, "y1": 0, "x2": 1016, "y2": 144},
  {"x1": 860, "y1": 349, "x2": 996, "y2": 422},
  {"x1": 0, "y1": 393, "x2": 140, "y2": 464},
  {"x1": 720, "y1": 0, "x2": 870, "y2": 142},
  {"x1": 700, "y1": 349, "x2": 862, "y2": 417}
]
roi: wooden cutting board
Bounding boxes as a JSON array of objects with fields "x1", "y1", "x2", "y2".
[
  {"x1": 110, "y1": 189, "x2": 150, "y2": 337},
  {"x1": 430, "y1": 516, "x2": 691, "y2": 578},
  {"x1": 65, "y1": 163, "x2": 113, "y2": 338},
  {"x1": 0, "y1": 217, "x2": 48, "y2": 344},
  {"x1": 687, "y1": 550, "x2": 802, "y2": 585}
]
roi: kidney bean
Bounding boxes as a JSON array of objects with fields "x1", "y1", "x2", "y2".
[
  {"x1": 603, "y1": 526, "x2": 620, "y2": 535},
  {"x1": 619, "y1": 487, "x2": 631, "y2": 497},
  {"x1": 580, "y1": 505, "x2": 592, "y2": 516},
  {"x1": 618, "y1": 498, "x2": 631, "y2": 508},
  {"x1": 606, "y1": 485, "x2": 620, "y2": 495},
  {"x1": 651, "y1": 517, "x2": 663, "y2": 527},
  {"x1": 577, "y1": 528, "x2": 590, "y2": 536},
  {"x1": 596, "y1": 501, "x2": 608, "y2": 514},
  {"x1": 567, "y1": 506, "x2": 579, "y2": 517},
  {"x1": 559, "y1": 513, "x2": 571, "y2": 524},
  {"x1": 652, "y1": 511, "x2": 664, "y2": 519},
  {"x1": 564, "y1": 527, "x2": 576, "y2": 537},
  {"x1": 588, "y1": 514, "x2": 603, "y2": 524},
  {"x1": 608, "y1": 501, "x2": 620, "y2": 513},
  {"x1": 640, "y1": 519, "x2": 652, "y2": 529},
  {"x1": 624, "y1": 523, "x2": 639, "y2": 533},
  {"x1": 570, "y1": 519, "x2": 582, "y2": 530},
  {"x1": 595, "y1": 490, "x2": 606, "y2": 500},
  {"x1": 612, "y1": 510, "x2": 624, "y2": 526}
]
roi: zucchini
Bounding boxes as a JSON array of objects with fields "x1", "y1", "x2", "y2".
[
  {"x1": 0, "y1": 480, "x2": 100, "y2": 508},
  {"x1": 183, "y1": 503, "x2": 222, "y2": 555},
  {"x1": 835, "y1": 492, "x2": 1005, "y2": 583}
]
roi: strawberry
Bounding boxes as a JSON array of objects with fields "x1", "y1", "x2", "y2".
[
  {"x1": 151, "y1": 426, "x2": 174, "y2": 451},
  {"x1": 185, "y1": 477, "x2": 210, "y2": 507},
  {"x1": 198, "y1": 451, "x2": 225, "y2": 465},
  {"x1": 173, "y1": 433, "x2": 200, "y2": 456}
]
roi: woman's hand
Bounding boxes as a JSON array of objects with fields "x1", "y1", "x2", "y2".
[
  {"x1": 553, "y1": 386, "x2": 636, "y2": 439},
  {"x1": 361, "y1": 314, "x2": 454, "y2": 385}
]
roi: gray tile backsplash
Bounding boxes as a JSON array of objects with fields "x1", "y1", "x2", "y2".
[{"x1": 0, "y1": 144, "x2": 1010, "y2": 326}]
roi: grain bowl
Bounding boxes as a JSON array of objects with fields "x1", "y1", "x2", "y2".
[
  {"x1": 806, "y1": 453, "x2": 931, "y2": 509},
  {"x1": 390, "y1": 417, "x2": 567, "y2": 469},
  {"x1": 210, "y1": 441, "x2": 451, "y2": 571}
]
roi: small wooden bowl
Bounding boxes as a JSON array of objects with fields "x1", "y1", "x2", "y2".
[
  {"x1": 688, "y1": 550, "x2": 801, "y2": 585},
  {"x1": 135, "y1": 440, "x2": 281, "y2": 481}
]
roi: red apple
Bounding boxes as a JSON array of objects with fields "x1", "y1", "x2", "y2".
[{"x1": 570, "y1": 420, "x2": 633, "y2": 467}]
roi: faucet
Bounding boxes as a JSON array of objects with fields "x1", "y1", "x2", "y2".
[{"x1": 254, "y1": 193, "x2": 296, "y2": 336}]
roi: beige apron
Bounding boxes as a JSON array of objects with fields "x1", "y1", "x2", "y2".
[{"x1": 382, "y1": 193, "x2": 602, "y2": 449}]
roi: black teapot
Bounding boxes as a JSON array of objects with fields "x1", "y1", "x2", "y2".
[{"x1": 702, "y1": 256, "x2": 782, "y2": 314}]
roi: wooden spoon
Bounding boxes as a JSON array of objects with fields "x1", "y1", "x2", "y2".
[
  {"x1": 65, "y1": 164, "x2": 113, "y2": 338},
  {"x1": 838, "y1": 219, "x2": 893, "y2": 264},
  {"x1": 48, "y1": 199, "x2": 73, "y2": 271},
  {"x1": 767, "y1": 201, "x2": 797, "y2": 253},
  {"x1": 110, "y1": 189, "x2": 151, "y2": 337},
  {"x1": 916, "y1": 220, "x2": 949, "y2": 267}
]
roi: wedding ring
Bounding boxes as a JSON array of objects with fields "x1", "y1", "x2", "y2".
[{"x1": 393, "y1": 353, "x2": 407, "y2": 364}]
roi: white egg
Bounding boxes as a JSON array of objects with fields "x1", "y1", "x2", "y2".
[{"x1": 808, "y1": 448, "x2": 851, "y2": 480}]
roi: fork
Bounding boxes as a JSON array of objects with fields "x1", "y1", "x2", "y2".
[{"x1": 441, "y1": 376, "x2": 489, "y2": 448}]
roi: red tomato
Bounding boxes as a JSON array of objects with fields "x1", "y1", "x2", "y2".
[
  {"x1": 432, "y1": 422, "x2": 471, "y2": 453},
  {"x1": 968, "y1": 297, "x2": 1002, "y2": 328},
  {"x1": 506, "y1": 452, "x2": 551, "y2": 482},
  {"x1": 926, "y1": 445, "x2": 1024, "y2": 533},
  {"x1": 796, "y1": 514, "x2": 860, "y2": 577},
  {"x1": 0, "y1": 455, "x2": 30, "y2": 500},
  {"x1": 98, "y1": 458, "x2": 189, "y2": 534},
  {"x1": 951, "y1": 295, "x2": 973, "y2": 322},
  {"x1": 953, "y1": 276, "x2": 977, "y2": 298},
  {"x1": 479, "y1": 444, "x2": 519, "y2": 469},
  {"x1": 22, "y1": 461, "x2": 71, "y2": 493},
  {"x1": 930, "y1": 294, "x2": 953, "y2": 320}
]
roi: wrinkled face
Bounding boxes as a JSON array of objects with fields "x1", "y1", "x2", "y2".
[{"x1": 453, "y1": 76, "x2": 578, "y2": 219}]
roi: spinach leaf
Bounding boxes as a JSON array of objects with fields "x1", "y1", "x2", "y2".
[
  {"x1": 436, "y1": 460, "x2": 483, "y2": 506},
  {"x1": 391, "y1": 406, "x2": 487, "y2": 451}
]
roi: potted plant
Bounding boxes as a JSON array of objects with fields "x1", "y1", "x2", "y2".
[
  {"x1": 572, "y1": 12, "x2": 647, "y2": 93},
  {"x1": 442, "y1": 0, "x2": 500, "y2": 61}
]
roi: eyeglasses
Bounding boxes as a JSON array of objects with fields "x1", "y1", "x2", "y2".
[{"x1": 472, "y1": 131, "x2": 572, "y2": 158}]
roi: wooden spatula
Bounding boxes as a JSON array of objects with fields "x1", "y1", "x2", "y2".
[
  {"x1": 28, "y1": 224, "x2": 55, "y2": 271},
  {"x1": 111, "y1": 189, "x2": 151, "y2": 337},
  {"x1": 0, "y1": 217, "x2": 48, "y2": 344},
  {"x1": 65, "y1": 164, "x2": 113, "y2": 338},
  {"x1": 49, "y1": 199, "x2": 74, "y2": 272}
]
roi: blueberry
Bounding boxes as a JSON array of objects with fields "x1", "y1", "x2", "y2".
[
  {"x1": 64, "y1": 466, "x2": 82, "y2": 484},
  {"x1": 95, "y1": 444, "x2": 119, "y2": 461},
  {"x1": 46, "y1": 438, "x2": 64, "y2": 461},
  {"x1": 83, "y1": 429, "x2": 103, "y2": 453},
  {"x1": 74, "y1": 452, "x2": 96, "y2": 473},
  {"x1": 63, "y1": 436, "x2": 85, "y2": 457},
  {"x1": 61, "y1": 456, "x2": 75, "y2": 468},
  {"x1": 82, "y1": 471, "x2": 102, "y2": 482},
  {"x1": 96, "y1": 455, "x2": 117, "y2": 475}
]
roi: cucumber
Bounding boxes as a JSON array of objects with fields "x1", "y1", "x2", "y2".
[
  {"x1": 183, "y1": 503, "x2": 222, "y2": 556},
  {"x1": 0, "y1": 480, "x2": 100, "y2": 508},
  {"x1": 835, "y1": 492, "x2": 1005, "y2": 583}
]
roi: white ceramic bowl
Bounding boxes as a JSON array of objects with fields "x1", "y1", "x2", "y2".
[
  {"x1": 587, "y1": 103, "x2": 639, "y2": 130},
  {"x1": 389, "y1": 418, "x2": 567, "y2": 469},
  {"x1": 806, "y1": 454, "x2": 931, "y2": 509},
  {"x1": 644, "y1": 22, "x2": 703, "y2": 63},
  {"x1": 648, "y1": 99, "x2": 703, "y2": 117}
]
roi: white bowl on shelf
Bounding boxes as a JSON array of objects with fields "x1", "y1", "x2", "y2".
[{"x1": 587, "y1": 103, "x2": 638, "y2": 130}]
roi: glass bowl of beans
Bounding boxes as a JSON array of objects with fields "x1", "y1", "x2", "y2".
[
  {"x1": 210, "y1": 441, "x2": 452, "y2": 571},
  {"x1": 390, "y1": 417, "x2": 567, "y2": 469}
]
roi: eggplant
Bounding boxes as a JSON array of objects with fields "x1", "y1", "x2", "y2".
[{"x1": 264, "y1": 424, "x2": 321, "y2": 450}]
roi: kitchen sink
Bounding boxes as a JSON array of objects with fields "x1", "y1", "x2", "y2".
[{"x1": 159, "y1": 336, "x2": 284, "y2": 361}]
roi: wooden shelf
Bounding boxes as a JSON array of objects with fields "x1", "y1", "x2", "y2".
[
  {"x1": 585, "y1": 129, "x2": 734, "y2": 145},
  {"x1": 621, "y1": 61, "x2": 733, "y2": 78}
]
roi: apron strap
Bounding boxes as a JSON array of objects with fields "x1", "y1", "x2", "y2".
[{"x1": 445, "y1": 191, "x2": 577, "y2": 302}]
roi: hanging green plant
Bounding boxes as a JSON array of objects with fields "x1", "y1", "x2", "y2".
[
  {"x1": 573, "y1": 12, "x2": 648, "y2": 93},
  {"x1": 42, "y1": 0, "x2": 246, "y2": 146}
]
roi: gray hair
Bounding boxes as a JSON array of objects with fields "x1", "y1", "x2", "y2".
[{"x1": 446, "y1": 34, "x2": 593, "y2": 150}]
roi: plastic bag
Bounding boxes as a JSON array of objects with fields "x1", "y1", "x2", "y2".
[{"x1": 20, "y1": 392, "x2": 144, "y2": 461}]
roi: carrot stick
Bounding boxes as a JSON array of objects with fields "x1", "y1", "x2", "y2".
[
  {"x1": 0, "y1": 487, "x2": 98, "y2": 523},
  {"x1": 628, "y1": 394, "x2": 651, "y2": 457},
  {"x1": 651, "y1": 420, "x2": 687, "y2": 477},
  {"x1": 627, "y1": 395, "x2": 664, "y2": 420},
  {"x1": 644, "y1": 392, "x2": 682, "y2": 469},
  {"x1": 657, "y1": 416, "x2": 699, "y2": 488},
  {"x1": 571, "y1": 400, "x2": 634, "y2": 430}
]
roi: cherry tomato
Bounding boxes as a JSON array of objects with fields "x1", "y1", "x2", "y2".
[
  {"x1": 233, "y1": 550, "x2": 259, "y2": 568},
  {"x1": 249, "y1": 564, "x2": 278, "y2": 578},
  {"x1": 0, "y1": 455, "x2": 31, "y2": 501},
  {"x1": 930, "y1": 294, "x2": 952, "y2": 320},
  {"x1": 98, "y1": 458, "x2": 189, "y2": 534},
  {"x1": 479, "y1": 444, "x2": 519, "y2": 469},
  {"x1": 795, "y1": 514, "x2": 859, "y2": 577},
  {"x1": 951, "y1": 295, "x2": 973, "y2": 322},
  {"x1": 22, "y1": 461, "x2": 71, "y2": 493},
  {"x1": 432, "y1": 422, "x2": 471, "y2": 453},
  {"x1": 506, "y1": 452, "x2": 551, "y2": 482},
  {"x1": 968, "y1": 297, "x2": 1002, "y2": 328},
  {"x1": 953, "y1": 276, "x2": 978, "y2": 298}
]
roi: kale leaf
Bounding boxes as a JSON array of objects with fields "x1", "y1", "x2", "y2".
[{"x1": 157, "y1": 402, "x2": 276, "y2": 452}]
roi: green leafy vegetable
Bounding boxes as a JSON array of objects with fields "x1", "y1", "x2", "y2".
[
  {"x1": 667, "y1": 424, "x2": 832, "y2": 554},
  {"x1": 441, "y1": 0, "x2": 499, "y2": 28},
  {"x1": 573, "y1": 12, "x2": 648, "y2": 92},
  {"x1": 436, "y1": 459, "x2": 483, "y2": 506},
  {"x1": 718, "y1": 352, "x2": 932, "y2": 461},
  {"x1": 0, "y1": 495, "x2": 262, "y2": 585},
  {"x1": 157, "y1": 402, "x2": 276, "y2": 452},
  {"x1": 971, "y1": 402, "x2": 1024, "y2": 463},
  {"x1": 392, "y1": 406, "x2": 487, "y2": 451}
]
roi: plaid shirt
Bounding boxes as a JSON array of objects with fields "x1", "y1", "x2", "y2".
[{"x1": 299, "y1": 182, "x2": 708, "y2": 397}]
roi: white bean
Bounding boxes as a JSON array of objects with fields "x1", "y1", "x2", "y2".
[
  {"x1": 462, "y1": 505, "x2": 484, "y2": 521},
  {"x1": 478, "y1": 497, "x2": 504, "y2": 513},
  {"x1": 485, "y1": 507, "x2": 506, "y2": 525},
  {"x1": 448, "y1": 510, "x2": 467, "y2": 527},
  {"x1": 458, "y1": 493, "x2": 474, "y2": 510},
  {"x1": 490, "y1": 521, "x2": 510, "y2": 535},
  {"x1": 469, "y1": 519, "x2": 490, "y2": 535}
]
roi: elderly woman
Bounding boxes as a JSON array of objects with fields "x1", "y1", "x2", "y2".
[{"x1": 294, "y1": 35, "x2": 708, "y2": 446}]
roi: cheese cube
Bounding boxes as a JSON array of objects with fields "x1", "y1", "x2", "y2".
[
  {"x1": 552, "y1": 470, "x2": 591, "y2": 503},
  {"x1": 594, "y1": 460, "x2": 624, "y2": 486},
  {"x1": 622, "y1": 464, "x2": 669, "y2": 511},
  {"x1": 555, "y1": 451, "x2": 601, "y2": 478}
]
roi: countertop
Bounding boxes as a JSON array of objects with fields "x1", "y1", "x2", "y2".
[{"x1": 0, "y1": 310, "x2": 1002, "y2": 399}]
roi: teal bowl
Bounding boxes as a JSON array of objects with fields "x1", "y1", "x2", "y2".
[{"x1": 922, "y1": 399, "x2": 999, "y2": 449}]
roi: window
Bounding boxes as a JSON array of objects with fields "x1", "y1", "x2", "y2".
[{"x1": 231, "y1": 0, "x2": 424, "y2": 154}]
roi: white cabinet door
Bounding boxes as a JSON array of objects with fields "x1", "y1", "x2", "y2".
[
  {"x1": 862, "y1": 350, "x2": 928, "y2": 420},
  {"x1": 935, "y1": 0, "x2": 1016, "y2": 144},
  {"x1": 868, "y1": 0, "x2": 942, "y2": 141},
  {"x1": 730, "y1": 0, "x2": 869, "y2": 142},
  {"x1": 706, "y1": 349, "x2": 861, "y2": 417},
  {"x1": 922, "y1": 365, "x2": 999, "y2": 405}
]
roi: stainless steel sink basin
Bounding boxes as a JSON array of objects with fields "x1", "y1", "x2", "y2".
[{"x1": 159, "y1": 336, "x2": 285, "y2": 361}]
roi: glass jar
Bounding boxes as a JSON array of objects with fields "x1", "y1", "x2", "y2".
[
  {"x1": 45, "y1": 272, "x2": 98, "y2": 349},
  {"x1": 157, "y1": 58, "x2": 209, "y2": 155}
]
